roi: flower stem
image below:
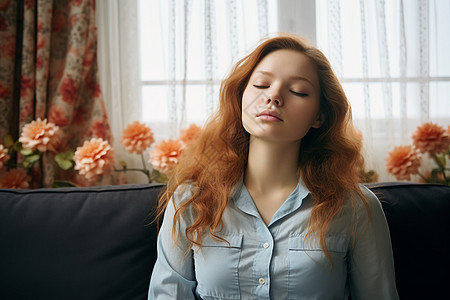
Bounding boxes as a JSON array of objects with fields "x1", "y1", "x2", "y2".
[
  {"x1": 141, "y1": 153, "x2": 148, "y2": 173},
  {"x1": 417, "y1": 172, "x2": 429, "y2": 183},
  {"x1": 113, "y1": 167, "x2": 149, "y2": 177},
  {"x1": 432, "y1": 154, "x2": 449, "y2": 184}
]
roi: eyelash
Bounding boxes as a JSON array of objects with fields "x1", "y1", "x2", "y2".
[
  {"x1": 253, "y1": 85, "x2": 308, "y2": 97},
  {"x1": 290, "y1": 90, "x2": 309, "y2": 97}
]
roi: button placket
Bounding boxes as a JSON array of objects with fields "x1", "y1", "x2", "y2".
[{"x1": 252, "y1": 217, "x2": 274, "y2": 299}]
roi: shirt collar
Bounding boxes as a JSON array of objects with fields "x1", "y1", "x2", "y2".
[{"x1": 231, "y1": 176, "x2": 311, "y2": 226}]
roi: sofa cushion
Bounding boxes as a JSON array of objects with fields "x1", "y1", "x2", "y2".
[
  {"x1": 366, "y1": 182, "x2": 450, "y2": 300},
  {"x1": 0, "y1": 183, "x2": 163, "y2": 300}
]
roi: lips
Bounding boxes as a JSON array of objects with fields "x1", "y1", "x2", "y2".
[{"x1": 256, "y1": 110, "x2": 283, "y2": 121}]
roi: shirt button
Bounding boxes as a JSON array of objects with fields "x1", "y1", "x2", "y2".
[
  {"x1": 259, "y1": 277, "x2": 265, "y2": 285},
  {"x1": 263, "y1": 242, "x2": 270, "y2": 248}
]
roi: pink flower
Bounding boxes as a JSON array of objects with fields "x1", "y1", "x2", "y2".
[
  {"x1": 386, "y1": 145, "x2": 421, "y2": 181},
  {"x1": 20, "y1": 76, "x2": 34, "y2": 98},
  {"x1": 179, "y1": 124, "x2": 202, "y2": 146},
  {"x1": 0, "y1": 144, "x2": 10, "y2": 168},
  {"x1": 73, "y1": 138, "x2": 115, "y2": 181},
  {"x1": 48, "y1": 105, "x2": 70, "y2": 126},
  {"x1": 412, "y1": 122, "x2": 450, "y2": 156},
  {"x1": 0, "y1": 168, "x2": 31, "y2": 189},
  {"x1": 149, "y1": 139, "x2": 184, "y2": 173},
  {"x1": 0, "y1": 33, "x2": 15, "y2": 59},
  {"x1": 60, "y1": 77, "x2": 78, "y2": 104},
  {"x1": 90, "y1": 120, "x2": 108, "y2": 140},
  {"x1": 18, "y1": 118, "x2": 60, "y2": 153},
  {"x1": 121, "y1": 121, "x2": 155, "y2": 154}
]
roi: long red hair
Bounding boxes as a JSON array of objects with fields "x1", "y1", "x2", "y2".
[{"x1": 155, "y1": 34, "x2": 369, "y2": 260}]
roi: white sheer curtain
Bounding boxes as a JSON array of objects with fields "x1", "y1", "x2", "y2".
[
  {"x1": 316, "y1": 0, "x2": 450, "y2": 181},
  {"x1": 96, "y1": 0, "x2": 449, "y2": 184},
  {"x1": 96, "y1": 0, "x2": 142, "y2": 183}
]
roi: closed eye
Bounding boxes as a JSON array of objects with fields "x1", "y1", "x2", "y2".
[
  {"x1": 253, "y1": 85, "x2": 269, "y2": 89},
  {"x1": 290, "y1": 90, "x2": 309, "y2": 97}
]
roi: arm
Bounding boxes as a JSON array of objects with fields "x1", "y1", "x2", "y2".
[
  {"x1": 348, "y1": 186, "x2": 399, "y2": 300},
  {"x1": 148, "y1": 191, "x2": 197, "y2": 300}
]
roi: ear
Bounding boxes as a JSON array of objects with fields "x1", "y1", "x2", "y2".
[{"x1": 311, "y1": 112, "x2": 324, "y2": 128}]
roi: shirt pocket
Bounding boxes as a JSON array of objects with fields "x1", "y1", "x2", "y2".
[
  {"x1": 194, "y1": 234, "x2": 243, "y2": 300},
  {"x1": 287, "y1": 234, "x2": 348, "y2": 299}
]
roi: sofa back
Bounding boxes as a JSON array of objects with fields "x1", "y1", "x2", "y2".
[
  {"x1": 0, "y1": 183, "x2": 163, "y2": 300},
  {"x1": 0, "y1": 182, "x2": 449, "y2": 299}
]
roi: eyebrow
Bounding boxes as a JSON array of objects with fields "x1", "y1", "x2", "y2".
[{"x1": 254, "y1": 70, "x2": 316, "y2": 89}]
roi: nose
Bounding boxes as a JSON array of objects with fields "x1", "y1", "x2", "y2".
[
  {"x1": 265, "y1": 85, "x2": 283, "y2": 107},
  {"x1": 265, "y1": 97, "x2": 281, "y2": 106}
]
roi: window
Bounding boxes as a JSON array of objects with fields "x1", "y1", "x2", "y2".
[
  {"x1": 138, "y1": 0, "x2": 278, "y2": 138},
  {"x1": 99, "y1": 0, "x2": 449, "y2": 181}
]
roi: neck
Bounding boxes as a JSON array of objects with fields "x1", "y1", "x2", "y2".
[{"x1": 244, "y1": 137, "x2": 300, "y2": 193}]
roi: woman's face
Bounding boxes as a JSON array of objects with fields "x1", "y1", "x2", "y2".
[{"x1": 242, "y1": 49, "x2": 323, "y2": 143}]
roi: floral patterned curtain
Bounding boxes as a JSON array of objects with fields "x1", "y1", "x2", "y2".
[{"x1": 0, "y1": 0, "x2": 120, "y2": 187}]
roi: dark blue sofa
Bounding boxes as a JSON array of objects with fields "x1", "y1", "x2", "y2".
[{"x1": 0, "y1": 182, "x2": 449, "y2": 299}]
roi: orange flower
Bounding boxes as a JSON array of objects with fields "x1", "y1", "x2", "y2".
[
  {"x1": 149, "y1": 139, "x2": 184, "y2": 173},
  {"x1": 0, "y1": 144, "x2": 10, "y2": 168},
  {"x1": 179, "y1": 124, "x2": 202, "y2": 146},
  {"x1": 121, "y1": 121, "x2": 155, "y2": 154},
  {"x1": 412, "y1": 122, "x2": 450, "y2": 156},
  {"x1": 73, "y1": 138, "x2": 115, "y2": 181},
  {"x1": 0, "y1": 168, "x2": 31, "y2": 189},
  {"x1": 386, "y1": 145, "x2": 421, "y2": 181},
  {"x1": 19, "y1": 118, "x2": 60, "y2": 153}
]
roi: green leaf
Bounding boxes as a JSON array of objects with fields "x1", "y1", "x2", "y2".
[
  {"x1": 150, "y1": 169, "x2": 168, "y2": 183},
  {"x1": 55, "y1": 158, "x2": 73, "y2": 170},
  {"x1": 55, "y1": 152, "x2": 74, "y2": 170},
  {"x1": 24, "y1": 154, "x2": 40, "y2": 166},
  {"x1": 3, "y1": 135, "x2": 14, "y2": 148},
  {"x1": 20, "y1": 148, "x2": 34, "y2": 156},
  {"x1": 119, "y1": 160, "x2": 127, "y2": 169},
  {"x1": 52, "y1": 180, "x2": 77, "y2": 188},
  {"x1": 61, "y1": 150, "x2": 74, "y2": 160}
]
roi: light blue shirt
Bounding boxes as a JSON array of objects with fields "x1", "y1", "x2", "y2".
[{"x1": 148, "y1": 178, "x2": 399, "y2": 299}]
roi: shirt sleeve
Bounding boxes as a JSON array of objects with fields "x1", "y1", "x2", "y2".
[
  {"x1": 148, "y1": 187, "x2": 197, "y2": 300},
  {"x1": 348, "y1": 186, "x2": 399, "y2": 300}
]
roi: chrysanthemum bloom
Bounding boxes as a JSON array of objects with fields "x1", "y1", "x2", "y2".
[
  {"x1": 412, "y1": 122, "x2": 450, "y2": 156},
  {"x1": 386, "y1": 145, "x2": 421, "y2": 180},
  {"x1": 0, "y1": 144, "x2": 10, "y2": 168},
  {"x1": 179, "y1": 124, "x2": 202, "y2": 146},
  {"x1": 73, "y1": 138, "x2": 115, "y2": 181},
  {"x1": 18, "y1": 118, "x2": 60, "y2": 153},
  {"x1": 149, "y1": 139, "x2": 184, "y2": 173},
  {"x1": 0, "y1": 168, "x2": 31, "y2": 189},
  {"x1": 121, "y1": 121, "x2": 155, "y2": 154}
]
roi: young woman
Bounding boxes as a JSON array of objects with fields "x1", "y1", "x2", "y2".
[{"x1": 148, "y1": 34, "x2": 399, "y2": 299}]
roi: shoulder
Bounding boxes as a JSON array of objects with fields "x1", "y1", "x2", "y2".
[
  {"x1": 166, "y1": 182, "x2": 198, "y2": 224},
  {"x1": 172, "y1": 183, "x2": 195, "y2": 204},
  {"x1": 331, "y1": 185, "x2": 383, "y2": 231}
]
